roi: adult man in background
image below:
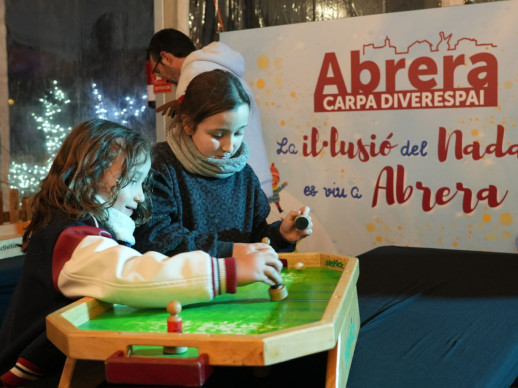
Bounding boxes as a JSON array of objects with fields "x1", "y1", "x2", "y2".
[{"x1": 148, "y1": 28, "x2": 273, "y2": 197}]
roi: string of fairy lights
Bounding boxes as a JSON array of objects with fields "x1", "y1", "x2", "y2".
[
  {"x1": 8, "y1": 80, "x2": 148, "y2": 198},
  {"x1": 92, "y1": 82, "x2": 148, "y2": 125}
]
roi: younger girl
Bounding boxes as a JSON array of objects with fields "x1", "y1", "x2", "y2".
[
  {"x1": 134, "y1": 69, "x2": 312, "y2": 261},
  {"x1": 0, "y1": 119, "x2": 282, "y2": 387}
]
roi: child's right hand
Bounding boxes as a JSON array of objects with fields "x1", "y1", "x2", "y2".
[
  {"x1": 235, "y1": 244, "x2": 283, "y2": 287},
  {"x1": 155, "y1": 100, "x2": 180, "y2": 117}
]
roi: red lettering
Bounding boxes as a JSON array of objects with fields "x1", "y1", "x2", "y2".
[
  {"x1": 372, "y1": 165, "x2": 412, "y2": 207},
  {"x1": 437, "y1": 127, "x2": 463, "y2": 162},
  {"x1": 416, "y1": 183, "x2": 456, "y2": 212},
  {"x1": 385, "y1": 59, "x2": 406, "y2": 92},
  {"x1": 408, "y1": 57, "x2": 437, "y2": 90},
  {"x1": 475, "y1": 184, "x2": 508, "y2": 211},
  {"x1": 372, "y1": 165, "x2": 508, "y2": 213},
  {"x1": 443, "y1": 55, "x2": 465, "y2": 89},
  {"x1": 350, "y1": 51, "x2": 380, "y2": 93},
  {"x1": 484, "y1": 124, "x2": 506, "y2": 158},
  {"x1": 302, "y1": 127, "x2": 326, "y2": 157},
  {"x1": 330, "y1": 127, "x2": 367, "y2": 160},
  {"x1": 303, "y1": 127, "x2": 397, "y2": 161},
  {"x1": 438, "y1": 125, "x2": 517, "y2": 162},
  {"x1": 314, "y1": 53, "x2": 348, "y2": 111},
  {"x1": 469, "y1": 52, "x2": 498, "y2": 105},
  {"x1": 313, "y1": 50, "x2": 498, "y2": 112},
  {"x1": 468, "y1": 52, "x2": 497, "y2": 89}
]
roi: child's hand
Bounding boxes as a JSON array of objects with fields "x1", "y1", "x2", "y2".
[
  {"x1": 155, "y1": 100, "x2": 180, "y2": 117},
  {"x1": 235, "y1": 245, "x2": 283, "y2": 287},
  {"x1": 232, "y1": 242, "x2": 271, "y2": 258},
  {"x1": 279, "y1": 206, "x2": 313, "y2": 242}
]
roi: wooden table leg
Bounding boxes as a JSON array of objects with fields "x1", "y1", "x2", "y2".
[
  {"x1": 58, "y1": 357, "x2": 76, "y2": 388},
  {"x1": 58, "y1": 358, "x2": 106, "y2": 388},
  {"x1": 325, "y1": 333, "x2": 342, "y2": 388},
  {"x1": 325, "y1": 293, "x2": 360, "y2": 388}
]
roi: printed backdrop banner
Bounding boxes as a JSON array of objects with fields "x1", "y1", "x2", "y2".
[{"x1": 221, "y1": 1, "x2": 518, "y2": 256}]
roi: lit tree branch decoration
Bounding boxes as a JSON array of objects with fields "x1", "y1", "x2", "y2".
[
  {"x1": 92, "y1": 82, "x2": 147, "y2": 125},
  {"x1": 8, "y1": 81, "x2": 148, "y2": 198},
  {"x1": 8, "y1": 80, "x2": 71, "y2": 198}
]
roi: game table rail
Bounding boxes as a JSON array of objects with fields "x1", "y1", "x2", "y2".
[{"x1": 46, "y1": 252, "x2": 360, "y2": 387}]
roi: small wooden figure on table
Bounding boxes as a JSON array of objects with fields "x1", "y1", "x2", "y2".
[
  {"x1": 261, "y1": 237, "x2": 289, "y2": 301},
  {"x1": 269, "y1": 283, "x2": 288, "y2": 301},
  {"x1": 164, "y1": 300, "x2": 188, "y2": 354}
]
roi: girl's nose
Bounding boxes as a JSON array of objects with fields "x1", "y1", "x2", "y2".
[
  {"x1": 221, "y1": 137, "x2": 233, "y2": 153},
  {"x1": 135, "y1": 185, "x2": 145, "y2": 202}
]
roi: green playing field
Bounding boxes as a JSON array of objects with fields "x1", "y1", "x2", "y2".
[{"x1": 78, "y1": 267, "x2": 342, "y2": 336}]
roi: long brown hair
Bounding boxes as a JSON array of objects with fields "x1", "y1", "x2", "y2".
[{"x1": 22, "y1": 119, "x2": 153, "y2": 251}]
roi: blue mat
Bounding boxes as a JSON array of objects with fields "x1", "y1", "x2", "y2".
[{"x1": 349, "y1": 246, "x2": 518, "y2": 388}]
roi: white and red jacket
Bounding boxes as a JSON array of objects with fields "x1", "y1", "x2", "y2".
[
  {"x1": 0, "y1": 210, "x2": 236, "y2": 386},
  {"x1": 55, "y1": 224, "x2": 236, "y2": 307}
]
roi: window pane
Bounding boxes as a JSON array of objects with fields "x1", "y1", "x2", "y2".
[{"x1": 6, "y1": 0, "x2": 155, "y2": 198}]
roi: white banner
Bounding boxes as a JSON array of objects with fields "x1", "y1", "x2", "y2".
[{"x1": 222, "y1": 1, "x2": 518, "y2": 256}]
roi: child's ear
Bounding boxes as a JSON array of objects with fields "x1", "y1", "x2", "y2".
[{"x1": 181, "y1": 114, "x2": 194, "y2": 135}]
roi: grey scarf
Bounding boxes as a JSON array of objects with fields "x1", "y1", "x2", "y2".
[{"x1": 166, "y1": 123, "x2": 249, "y2": 178}]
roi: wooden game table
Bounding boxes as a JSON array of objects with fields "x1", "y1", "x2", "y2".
[{"x1": 46, "y1": 252, "x2": 359, "y2": 387}]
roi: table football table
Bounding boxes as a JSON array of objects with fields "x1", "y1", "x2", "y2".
[{"x1": 46, "y1": 252, "x2": 359, "y2": 387}]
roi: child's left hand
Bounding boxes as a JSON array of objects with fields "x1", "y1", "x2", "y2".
[{"x1": 279, "y1": 206, "x2": 313, "y2": 243}]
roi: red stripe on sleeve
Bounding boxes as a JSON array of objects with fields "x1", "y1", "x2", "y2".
[
  {"x1": 224, "y1": 257, "x2": 237, "y2": 294},
  {"x1": 210, "y1": 257, "x2": 217, "y2": 296}
]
